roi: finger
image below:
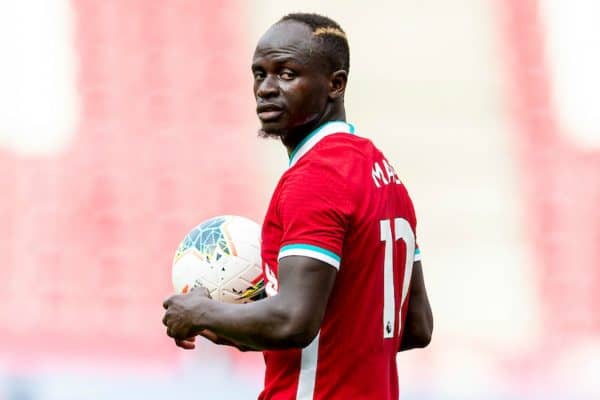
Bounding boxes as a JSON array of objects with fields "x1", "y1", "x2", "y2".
[
  {"x1": 166, "y1": 325, "x2": 180, "y2": 339},
  {"x1": 163, "y1": 296, "x2": 174, "y2": 309},
  {"x1": 190, "y1": 283, "x2": 212, "y2": 299},
  {"x1": 175, "y1": 339, "x2": 196, "y2": 350},
  {"x1": 199, "y1": 329, "x2": 219, "y2": 343},
  {"x1": 168, "y1": 326, "x2": 189, "y2": 341},
  {"x1": 199, "y1": 330, "x2": 239, "y2": 347}
]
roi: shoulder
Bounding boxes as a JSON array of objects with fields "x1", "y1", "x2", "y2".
[
  {"x1": 314, "y1": 133, "x2": 374, "y2": 162},
  {"x1": 292, "y1": 134, "x2": 375, "y2": 177},
  {"x1": 276, "y1": 135, "x2": 371, "y2": 209}
]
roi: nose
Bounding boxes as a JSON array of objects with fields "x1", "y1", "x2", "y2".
[{"x1": 256, "y1": 75, "x2": 279, "y2": 99}]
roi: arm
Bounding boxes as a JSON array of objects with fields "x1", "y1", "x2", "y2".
[
  {"x1": 163, "y1": 255, "x2": 337, "y2": 350},
  {"x1": 399, "y1": 260, "x2": 433, "y2": 351},
  {"x1": 170, "y1": 331, "x2": 256, "y2": 351}
]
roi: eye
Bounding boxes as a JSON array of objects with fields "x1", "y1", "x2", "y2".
[
  {"x1": 253, "y1": 70, "x2": 265, "y2": 80},
  {"x1": 279, "y1": 69, "x2": 296, "y2": 80}
]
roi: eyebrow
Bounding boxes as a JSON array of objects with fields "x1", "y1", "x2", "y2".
[{"x1": 252, "y1": 54, "x2": 305, "y2": 70}]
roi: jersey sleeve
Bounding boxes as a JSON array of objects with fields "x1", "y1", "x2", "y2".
[
  {"x1": 276, "y1": 159, "x2": 354, "y2": 270},
  {"x1": 407, "y1": 188, "x2": 421, "y2": 262}
]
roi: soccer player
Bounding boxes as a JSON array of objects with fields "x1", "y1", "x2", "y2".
[{"x1": 162, "y1": 13, "x2": 433, "y2": 399}]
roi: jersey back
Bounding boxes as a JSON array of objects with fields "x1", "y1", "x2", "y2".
[{"x1": 260, "y1": 122, "x2": 420, "y2": 400}]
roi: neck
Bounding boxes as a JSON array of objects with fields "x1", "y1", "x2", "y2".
[{"x1": 283, "y1": 106, "x2": 346, "y2": 154}]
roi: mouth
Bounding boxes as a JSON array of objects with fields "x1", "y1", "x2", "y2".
[{"x1": 257, "y1": 104, "x2": 284, "y2": 122}]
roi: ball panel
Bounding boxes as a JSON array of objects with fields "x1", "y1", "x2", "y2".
[
  {"x1": 171, "y1": 215, "x2": 264, "y2": 303},
  {"x1": 172, "y1": 250, "x2": 212, "y2": 294}
]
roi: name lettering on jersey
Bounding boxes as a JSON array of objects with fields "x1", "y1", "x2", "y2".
[
  {"x1": 264, "y1": 263, "x2": 279, "y2": 296},
  {"x1": 372, "y1": 158, "x2": 401, "y2": 188}
]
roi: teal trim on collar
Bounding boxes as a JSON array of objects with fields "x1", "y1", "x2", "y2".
[{"x1": 288, "y1": 121, "x2": 355, "y2": 168}]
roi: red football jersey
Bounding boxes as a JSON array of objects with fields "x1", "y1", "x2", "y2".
[{"x1": 260, "y1": 121, "x2": 421, "y2": 400}]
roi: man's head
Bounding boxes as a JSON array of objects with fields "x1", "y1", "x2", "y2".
[{"x1": 252, "y1": 13, "x2": 350, "y2": 148}]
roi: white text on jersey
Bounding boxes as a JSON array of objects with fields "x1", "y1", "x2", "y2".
[
  {"x1": 264, "y1": 263, "x2": 279, "y2": 296},
  {"x1": 372, "y1": 158, "x2": 401, "y2": 188}
]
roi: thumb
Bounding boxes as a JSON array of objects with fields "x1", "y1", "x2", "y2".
[
  {"x1": 199, "y1": 329, "x2": 219, "y2": 344},
  {"x1": 175, "y1": 337, "x2": 196, "y2": 350}
]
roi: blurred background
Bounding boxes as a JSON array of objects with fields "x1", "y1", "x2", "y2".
[{"x1": 1, "y1": 0, "x2": 599, "y2": 399}]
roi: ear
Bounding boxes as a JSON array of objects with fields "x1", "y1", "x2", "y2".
[{"x1": 328, "y1": 70, "x2": 347, "y2": 100}]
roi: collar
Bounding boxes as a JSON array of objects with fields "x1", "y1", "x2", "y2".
[{"x1": 288, "y1": 121, "x2": 355, "y2": 168}]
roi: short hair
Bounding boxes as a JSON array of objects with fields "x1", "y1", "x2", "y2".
[{"x1": 279, "y1": 13, "x2": 350, "y2": 74}]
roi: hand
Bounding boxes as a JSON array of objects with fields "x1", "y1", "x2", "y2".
[
  {"x1": 162, "y1": 285, "x2": 211, "y2": 341},
  {"x1": 199, "y1": 329, "x2": 254, "y2": 352}
]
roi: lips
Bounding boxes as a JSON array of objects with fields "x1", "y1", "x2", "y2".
[{"x1": 257, "y1": 103, "x2": 284, "y2": 121}]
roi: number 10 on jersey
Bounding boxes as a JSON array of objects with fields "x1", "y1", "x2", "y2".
[{"x1": 380, "y1": 218, "x2": 415, "y2": 339}]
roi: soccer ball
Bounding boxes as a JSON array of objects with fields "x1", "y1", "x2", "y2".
[{"x1": 172, "y1": 215, "x2": 264, "y2": 303}]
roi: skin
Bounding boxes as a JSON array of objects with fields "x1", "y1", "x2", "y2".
[
  {"x1": 251, "y1": 20, "x2": 347, "y2": 152},
  {"x1": 164, "y1": 256, "x2": 337, "y2": 349},
  {"x1": 399, "y1": 261, "x2": 433, "y2": 351},
  {"x1": 162, "y1": 20, "x2": 433, "y2": 351}
]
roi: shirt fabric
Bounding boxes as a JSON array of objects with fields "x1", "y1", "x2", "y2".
[{"x1": 259, "y1": 121, "x2": 420, "y2": 400}]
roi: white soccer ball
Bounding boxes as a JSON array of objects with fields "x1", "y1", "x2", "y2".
[{"x1": 172, "y1": 215, "x2": 264, "y2": 303}]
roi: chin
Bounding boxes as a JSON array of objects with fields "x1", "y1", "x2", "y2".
[
  {"x1": 258, "y1": 122, "x2": 287, "y2": 139},
  {"x1": 257, "y1": 130, "x2": 281, "y2": 140}
]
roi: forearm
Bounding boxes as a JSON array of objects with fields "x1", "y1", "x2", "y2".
[
  {"x1": 399, "y1": 261, "x2": 433, "y2": 352},
  {"x1": 399, "y1": 303, "x2": 433, "y2": 351},
  {"x1": 399, "y1": 317, "x2": 432, "y2": 351},
  {"x1": 195, "y1": 296, "x2": 311, "y2": 351}
]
